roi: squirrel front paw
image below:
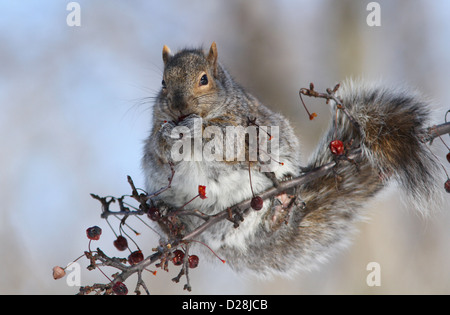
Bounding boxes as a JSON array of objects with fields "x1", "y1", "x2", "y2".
[
  {"x1": 158, "y1": 114, "x2": 201, "y2": 141},
  {"x1": 155, "y1": 114, "x2": 203, "y2": 164},
  {"x1": 159, "y1": 120, "x2": 177, "y2": 139},
  {"x1": 175, "y1": 114, "x2": 203, "y2": 140}
]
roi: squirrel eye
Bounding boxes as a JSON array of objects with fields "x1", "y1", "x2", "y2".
[
  {"x1": 161, "y1": 80, "x2": 167, "y2": 89},
  {"x1": 199, "y1": 74, "x2": 208, "y2": 86}
]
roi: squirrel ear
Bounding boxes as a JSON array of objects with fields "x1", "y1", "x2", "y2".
[
  {"x1": 207, "y1": 42, "x2": 218, "y2": 76},
  {"x1": 162, "y1": 45, "x2": 171, "y2": 65}
]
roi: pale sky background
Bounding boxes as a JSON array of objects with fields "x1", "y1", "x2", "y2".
[{"x1": 1, "y1": 0, "x2": 450, "y2": 294}]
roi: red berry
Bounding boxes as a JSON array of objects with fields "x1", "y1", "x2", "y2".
[
  {"x1": 446, "y1": 152, "x2": 450, "y2": 164},
  {"x1": 188, "y1": 255, "x2": 199, "y2": 269},
  {"x1": 330, "y1": 139, "x2": 344, "y2": 156},
  {"x1": 113, "y1": 236, "x2": 128, "y2": 251},
  {"x1": 251, "y1": 196, "x2": 264, "y2": 211},
  {"x1": 172, "y1": 249, "x2": 185, "y2": 266},
  {"x1": 198, "y1": 185, "x2": 207, "y2": 199},
  {"x1": 86, "y1": 226, "x2": 102, "y2": 240},
  {"x1": 128, "y1": 250, "x2": 144, "y2": 265},
  {"x1": 112, "y1": 281, "x2": 128, "y2": 295},
  {"x1": 147, "y1": 207, "x2": 161, "y2": 221},
  {"x1": 445, "y1": 179, "x2": 450, "y2": 193}
]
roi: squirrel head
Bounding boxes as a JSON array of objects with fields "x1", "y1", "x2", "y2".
[{"x1": 160, "y1": 42, "x2": 219, "y2": 118}]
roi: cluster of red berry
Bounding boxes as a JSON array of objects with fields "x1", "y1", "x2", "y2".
[
  {"x1": 87, "y1": 225, "x2": 145, "y2": 267},
  {"x1": 86, "y1": 226, "x2": 130, "y2": 295},
  {"x1": 172, "y1": 249, "x2": 199, "y2": 269},
  {"x1": 55, "y1": 183, "x2": 212, "y2": 295}
]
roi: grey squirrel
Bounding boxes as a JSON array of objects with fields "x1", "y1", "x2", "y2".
[{"x1": 142, "y1": 42, "x2": 440, "y2": 277}]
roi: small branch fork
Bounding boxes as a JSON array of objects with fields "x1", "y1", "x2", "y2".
[
  {"x1": 300, "y1": 83, "x2": 361, "y2": 130},
  {"x1": 59, "y1": 83, "x2": 450, "y2": 295}
]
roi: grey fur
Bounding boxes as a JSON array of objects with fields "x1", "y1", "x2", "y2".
[{"x1": 142, "y1": 44, "x2": 439, "y2": 277}]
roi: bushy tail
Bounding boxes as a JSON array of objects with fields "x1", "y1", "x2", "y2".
[
  {"x1": 336, "y1": 80, "x2": 439, "y2": 210},
  {"x1": 282, "y1": 80, "x2": 441, "y2": 274},
  {"x1": 219, "y1": 80, "x2": 442, "y2": 277}
]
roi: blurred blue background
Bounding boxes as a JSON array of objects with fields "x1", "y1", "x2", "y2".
[{"x1": 1, "y1": 0, "x2": 449, "y2": 294}]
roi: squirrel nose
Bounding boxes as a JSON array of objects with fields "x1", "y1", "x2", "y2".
[{"x1": 170, "y1": 91, "x2": 189, "y2": 112}]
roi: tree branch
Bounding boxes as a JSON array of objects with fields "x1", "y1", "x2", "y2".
[{"x1": 58, "y1": 83, "x2": 450, "y2": 295}]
